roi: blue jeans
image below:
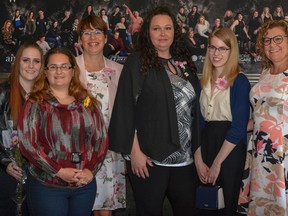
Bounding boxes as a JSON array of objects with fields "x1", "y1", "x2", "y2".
[{"x1": 27, "y1": 173, "x2": 96, "y2": 216}]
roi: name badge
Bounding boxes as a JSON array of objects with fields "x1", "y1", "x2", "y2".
[{"x1": 71, "y1": 152, "x2": 82, "y2": 163}]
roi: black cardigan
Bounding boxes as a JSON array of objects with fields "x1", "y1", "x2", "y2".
[
  {"x1": 108, "y1": 52, "x2": 201, "y2": 161},
  {"x1": 0, "y1": 81, "x2": 13, "y2": 171},
  {"x1": 0, "y1": 81, "x2": 27, "y2": 171}
]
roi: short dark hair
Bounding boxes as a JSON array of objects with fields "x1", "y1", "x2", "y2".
[{"x1": 77, "y1": 15, "x2": 108, "y2": 36}]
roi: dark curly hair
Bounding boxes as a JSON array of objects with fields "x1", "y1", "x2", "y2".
[{"x1": 136, "y1": 5, "x2": 197, "y2": 76}]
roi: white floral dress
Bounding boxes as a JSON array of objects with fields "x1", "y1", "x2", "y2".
[
  {"x1": 86, "y1": 68, "x2": 126, "y2": 210},
  {"x1": 238, "y1": 69, "x2": 288, "y2": 215}
]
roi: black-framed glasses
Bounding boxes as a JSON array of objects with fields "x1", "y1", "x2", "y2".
[
  {"x1": 45, "y1": 64, "x2": 73, "y2": 72},
  {"x1": 263, "y1": 35, "x2": 288, "y2": 46},
  {"x1": 81, "y1": 29, "x2": 103, "y2": 37},
  {"x1": 208, "y1": 45, "x2": 230, "y2": 54}
]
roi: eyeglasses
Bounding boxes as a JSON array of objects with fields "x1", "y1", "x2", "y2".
[
  {"x1": 45, "y1": 64, "x2": 73, "y2": 72},
  {"x1": 208, "y1": 45, "x2": 230, "y2": 54},
  {"x1": 81, "y1": 29, "x2": 103, "y2": 37},
  {"x1": 263, "y1": 35, "x2": 288, "y2": 46}
]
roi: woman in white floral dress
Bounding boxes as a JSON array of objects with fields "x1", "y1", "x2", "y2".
[
  {"x1": 76, "y1": 15, "x2": 126, "y2": 216},
  {"x1": 238, "y1": 20, "x2": 288, "y2": 215}
]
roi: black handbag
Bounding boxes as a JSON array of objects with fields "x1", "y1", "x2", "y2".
[{"x1": 196, "y1": 185, "x2": 225, "y2": 209}]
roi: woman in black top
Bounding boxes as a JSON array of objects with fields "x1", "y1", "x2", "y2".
[
  {"x1": 109, "y1": 6, "x2": 201, "y2": 216},
  {"x1": 45, "y1": 20, "x2": 61, "y2": 47},
  {"x1": 230, "y1": 12, "x2": 250, "y2": 54},
  {"x1": 247, "y1": 10, "x2": 262, "y2": 56}
]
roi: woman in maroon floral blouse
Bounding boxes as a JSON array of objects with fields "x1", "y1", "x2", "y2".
[{"x1": 18, "y1": 47, "x2": 108, "y2": 216}]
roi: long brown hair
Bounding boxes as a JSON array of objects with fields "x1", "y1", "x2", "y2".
[
  {"x1": 29, "y1": 47, "x2": 99, "y2": 110},
  {"x1": 136, "y1": 5, "x2": 197, "y2": 76},
  {"x1": 9, "y1": 41, "x2": 43, "y2": 124},
  {"x1": 2, "y1": 19, "x2": 13, "y2": 33}
]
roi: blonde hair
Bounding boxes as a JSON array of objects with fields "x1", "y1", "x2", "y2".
[
  {"x1": 224, "y1": 10, "x2": 233, "y2": 18},
  {"x1": 198, "y1": 15, "x2": 206, "y2": 24},
  {"x1": 201, "y1": 28, "x2": 240, "y2": 88}
]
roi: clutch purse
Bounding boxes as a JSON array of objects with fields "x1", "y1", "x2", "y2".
[{"x1": 196, "y1": 185, "x2": 225, "y2": 209}]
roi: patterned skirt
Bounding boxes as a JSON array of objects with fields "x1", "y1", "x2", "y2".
[{"x1": 92, "y1": 150, "x2": 126, "y2": 210}]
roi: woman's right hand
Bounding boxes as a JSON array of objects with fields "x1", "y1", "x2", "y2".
[
  {"x1": 195, "y1": 160, "x2": 209, "y2": 184},
  {"x1": 130, "y1": 133, "x2": 153, "y2": 179},
  {"x1": 131, "y1": 148, "x2": 153, "y2": 179},
  {"x1": 56, "y1": 168, "x2": 82, "y2": 183},
  {"x1": 6, "y1": 162, "x2": 22, "y2": 181},
  {"x1": 73, "y1": 168, "x2": 94, "y2": 186},
  {"x1": 194, "y1": 148, "x2": 209, "y2": 184}
]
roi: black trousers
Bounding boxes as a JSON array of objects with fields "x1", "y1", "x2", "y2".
[
  {"x1": 200, "y1": 121, "x2": 246, "y2": 216},
  {"x1": 0, "y1": 171, "x2": 29, "y2": 216},
  {"x1": 127, "y1": 161, "x2": 199, "y2": 216}
]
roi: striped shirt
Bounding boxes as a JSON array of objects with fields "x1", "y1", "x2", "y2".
[{"x1": 18, "y1": 97, "x2": 108, "y2": 188}]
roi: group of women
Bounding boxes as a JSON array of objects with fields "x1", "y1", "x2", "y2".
[
  {"x1": 0, "y1": 15, "x2": 124, "y2": 216},
  {"x1": 109, "y1": 7, "x2": 288, "y2": 216},
  {"x1": 0, "y1": 5, "x2": 287, "y2": 216}
]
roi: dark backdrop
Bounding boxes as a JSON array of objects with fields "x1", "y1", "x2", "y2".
[{"x1": 0, "y1": 0, "x2": 287, "y2": 73}]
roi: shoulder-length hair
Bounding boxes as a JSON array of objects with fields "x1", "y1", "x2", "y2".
[
  {"x1": 9, "y1": 41, "x2": 44, "y2": 124},
  {"x1": 29, "y1": 47, "x2": 99, "y2": 110},
  {"x1": 273, "y1": 5, "x2": 284, "y2": 17},
  {"x1": 198, "y1": 15, "x2": 206, "y2": 24},
  {"x1": 201, "y1": 27, "x2": 240, "y2": 88},
  {"x1": 2, "y1": 19, "x2": 13, "y2": 32},
  {"x1": 251, "y1": 9, "x2": 259, "y2": 18},
  {"x1": 223, "y1": 10, "x2": 233, "y2": 18},
  {"x1": 256, "y1": 20, "x2": 288, "y2": 69},
  {"x1": 136, "y1": 5, "x2": 196, "y2": 75},
  {"x1": 261, "y1": 7, "x2": 271, "y2": 16}
]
